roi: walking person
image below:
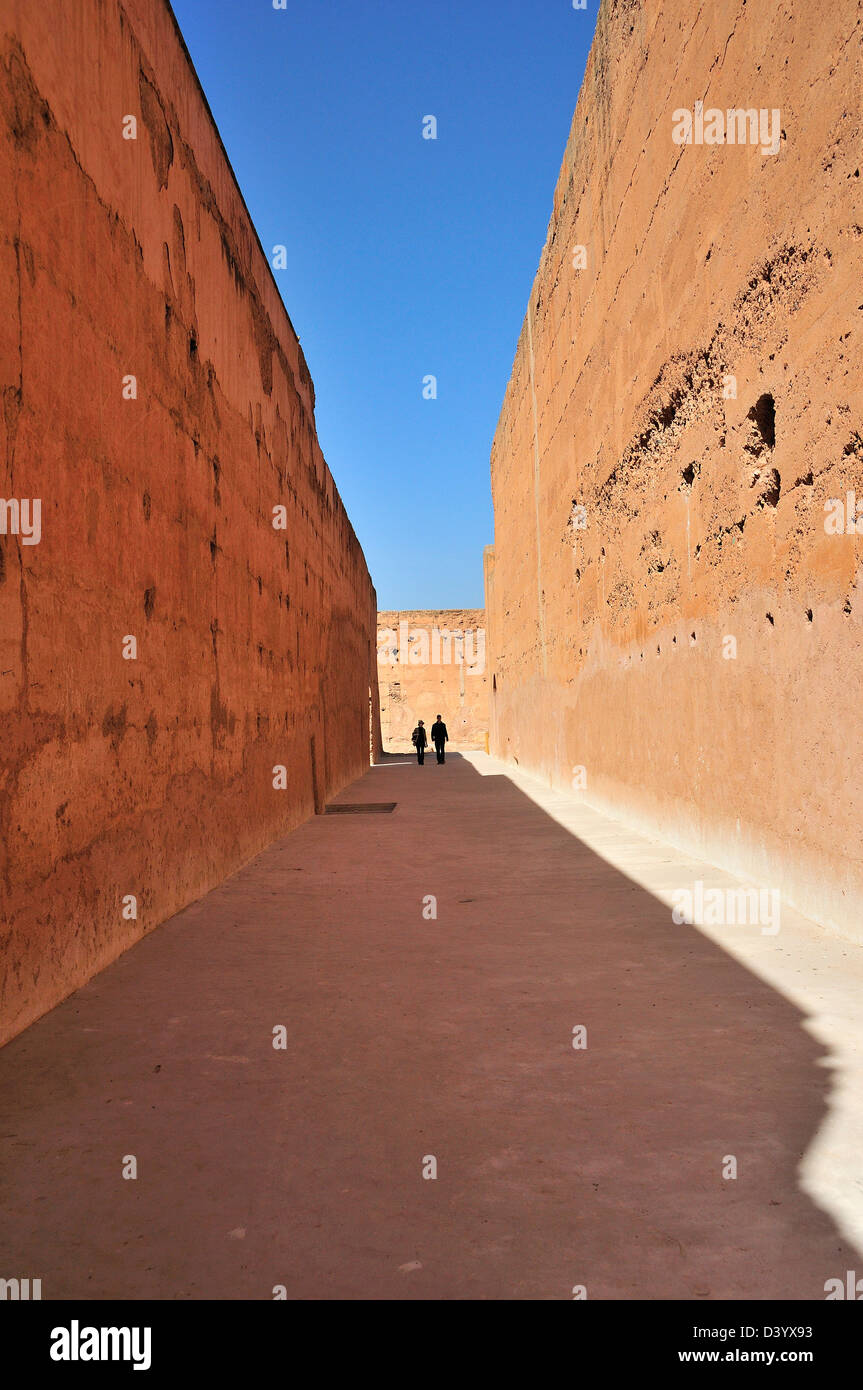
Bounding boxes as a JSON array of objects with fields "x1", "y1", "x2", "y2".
[
  {"x1": 431, "y1": 714, "x2": 449, "y2": 764},
  {"x1": 411, "y1": 719, "x2": 428, "y2": 765}
]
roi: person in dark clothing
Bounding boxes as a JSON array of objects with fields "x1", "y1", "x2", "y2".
[
  {"x1": 431, "y1": 715, "x2": 449, "y2": 764},
  {"x1": 411, "y1": 719, "x2": 428, "y2": 765}
]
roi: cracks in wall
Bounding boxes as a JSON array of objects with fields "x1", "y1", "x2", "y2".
[
  {"x1": 0, "y1": 46, "x2": 30, "y2": 894},
  {"x1": 553, "y1": 231, "x2": 850, "y2": 646}
]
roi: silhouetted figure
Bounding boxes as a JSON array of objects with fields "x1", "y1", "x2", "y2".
[
  {"x1": 411, "y1": 720, "x2": 427, "y2": 765},
  {"x1": 431, "y1": 715, "x2": 448, "y2": 764}
]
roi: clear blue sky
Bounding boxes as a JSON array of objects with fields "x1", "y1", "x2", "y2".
[{"x1": 170, "y1": 0, "x2": 597, "y2": 609}]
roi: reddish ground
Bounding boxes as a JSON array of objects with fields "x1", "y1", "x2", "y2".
[{"x1": 0, "y1": 752, "x2": 858, "y2": 1300}]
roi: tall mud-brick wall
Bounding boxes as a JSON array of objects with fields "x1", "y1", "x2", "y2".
[
  {"x1": 0, "y1": 0, "x2": 382, "y2": 1045},
  {"x1": 377, "y1": 609, "x2": 488, "y2": 752},
  {"x1": 486, "y1": 0, "x2": 863, "y2": 939}
]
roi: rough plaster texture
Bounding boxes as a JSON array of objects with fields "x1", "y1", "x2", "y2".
[
  {"x1": 0, "y1": 0, "x2": 381, "y2": 1046},
  {"x1": 377, "y1": 609, "x2": 489, "y2": 752},
  {"x1": 486, "y1": 0, "x2": 863, "y2": 940}
]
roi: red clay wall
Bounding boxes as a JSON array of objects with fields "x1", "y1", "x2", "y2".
[
  {"x1": 0, "y1": 0, "x2": 381, "y2": 1045},
  {"x1": 377, "y1": 609, "x2": 488, "y2": 751},
  {"x1": 487, "y1": 0, "x2": 863, "y2": 939}
]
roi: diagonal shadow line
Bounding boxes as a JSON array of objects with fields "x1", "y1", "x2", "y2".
[{"x1": 0, "y1": 751, "x2": 858, "y2": 1300}]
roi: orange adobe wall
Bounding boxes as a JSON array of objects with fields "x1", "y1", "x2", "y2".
[
  {"x1": 0, "y1": 0, "x2": 381, "y2": 1045},
  {"x1": 486, "y1": 0, "x2": 863, "y2": 940}
]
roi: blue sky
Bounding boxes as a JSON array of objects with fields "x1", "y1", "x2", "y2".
[{"x1": 170, "y1": 0, "x2": 597, "y2": 609}]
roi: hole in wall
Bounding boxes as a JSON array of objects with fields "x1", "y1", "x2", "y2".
[
  {"x1": 748, "y1": 393, "x2": 776, "y2": 449},
  {"x1": 755, "y1": 467, "x2": 781, "y2": 508}
]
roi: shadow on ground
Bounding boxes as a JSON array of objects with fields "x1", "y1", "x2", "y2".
[{"x1": 0, "y1": 753, "x2": 855, "y2": 1299}]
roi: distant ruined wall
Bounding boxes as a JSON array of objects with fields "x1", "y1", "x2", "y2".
[
  {"x1": 487, "y1": 0, "x2": 863, "y2": 939},
  {"x1": 378, "y1": 610, "x2": 488, "y2": 752},
  {"x1": 0, "y1": 0, "x2": 382, "y2": 1045}
]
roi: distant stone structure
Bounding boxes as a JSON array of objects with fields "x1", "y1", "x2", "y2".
[
  {"x1": 377, "y1": 610, "x2": 488, "y2": 752},
  {"x1": 485, "y1": 0, "x2": 863, "y2": 940}
]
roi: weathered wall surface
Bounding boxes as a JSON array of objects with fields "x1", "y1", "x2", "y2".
[
  {"x1": 487, "y1": 0, "x2": 863, "y2": 939},
  {"x1": 0, "y1": 0, "x2": 382, "y2": 1045},
  {"x1": 378, "y1": 609, "x2": 488, "y2": 751}
]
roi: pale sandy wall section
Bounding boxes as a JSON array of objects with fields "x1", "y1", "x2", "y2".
[
  {"x1": 486, "y1": 0, "x2": 863, "y2": 939},
  {"x1": 0, "y1": 0, "x2": 381, "y2": 1044},
  {"x1": 378, "y1": 610, "x2": 488, "y2": 752}
]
